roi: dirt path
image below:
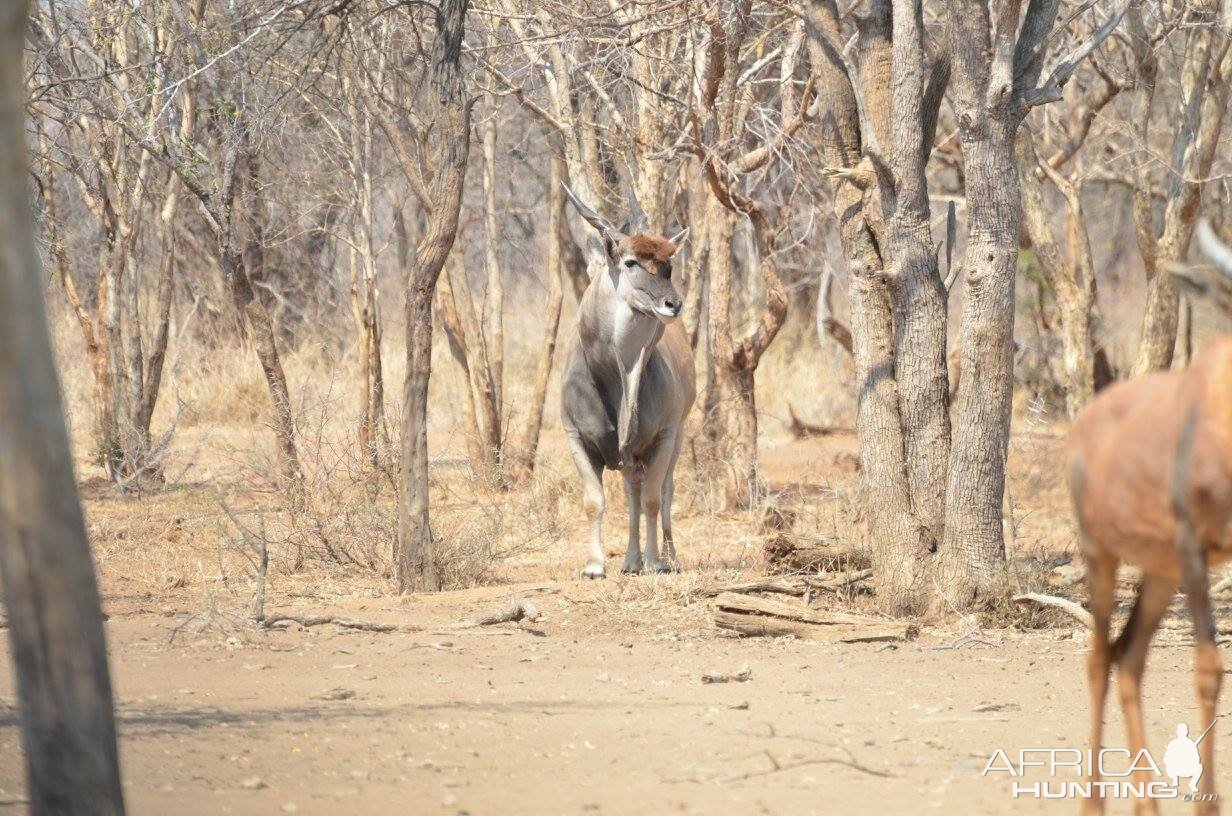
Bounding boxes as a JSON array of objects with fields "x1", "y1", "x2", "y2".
[{"x1": 0, "y1": 580, "x2": 1217, "y2": 815}]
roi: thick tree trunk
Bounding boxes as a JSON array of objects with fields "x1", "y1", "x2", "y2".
[
  {"x1": 396, "y1": 0, "x2": 471, "y2": 593},
  {"x1": 805, "y1": 0, "x2": 937, "y2": 612},
  {"x1": 0, "y1": 3, "x2": 126, "y2": 807},
  {"x1": 938, "y1": 126, "x2": 1019, "y2": 600}
]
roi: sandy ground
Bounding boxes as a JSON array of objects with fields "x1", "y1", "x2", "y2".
[
  {"x1": 0, "y1": 435, "x2": 1227, "y2": 814},
  {"x1": 0, "y1": 586, "x2": 1221, "y2": 815}
]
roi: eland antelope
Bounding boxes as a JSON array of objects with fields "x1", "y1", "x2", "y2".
[
  {"x1": 560, "y1": 185, "x2": 694, "y2": 578},
  {"x1": 1068, "y1": 221, "x2": 1232, "y2": 815}
]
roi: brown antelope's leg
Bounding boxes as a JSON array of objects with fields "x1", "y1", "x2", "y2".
[
  {"x1": 1171, "y1": 411, "x2": 1221, "y2": 813},
  {"x1": 1083, "y1": 551, "x2": 1117, "y2": 816},
  {"x1": 1112, "y1": 574, "x2": 1174, "y2": 816},
  {"x1": 1176, "y1": 519, "x2": 1221, "y2": 814}
]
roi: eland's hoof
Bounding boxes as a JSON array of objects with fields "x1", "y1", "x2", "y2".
[
  {"x1": 582, "y1": 562, "x2": 606, "y2": 580},
  {"x1": 620, "y1": 556, "x2": 643, "y2": 574},
  {"x1": 644, "y1": 559, "x2": 677, "y2": 574}
]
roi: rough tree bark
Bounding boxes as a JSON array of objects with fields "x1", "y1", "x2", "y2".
[
  {"x1": 0, "y1": 2, "x2": 126, "y2": 809},
  {"x1": 396, "y1": 0, "x2": 472, "y2": 593},
  {"x1": 1132, "y1": 1, "x2": 1232, "y2": 373},
  {"x1": 938, "y1": 0, "x2": 1129, "y2": 602},
  {"x1": 804, "y1": 0, "x2": 950, "y2": 610},
  {"x1": 806, "y1": 0, "x2": 1124, "y2": 609}
]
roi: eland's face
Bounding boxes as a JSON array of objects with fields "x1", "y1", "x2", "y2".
[{"x1": 612, "y1": 235, "x2": 682, "y2": 323}]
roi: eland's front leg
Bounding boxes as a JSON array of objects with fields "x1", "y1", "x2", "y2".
[
  {"x1": 566, "y1": 435, "x2": 606, "y2": 579},
  {"x1": 621, "y1": 471, "x2": 643, "y2": 573},
  {"x1": 640, "y1": 432, "x2": 678, "y2": 574}
]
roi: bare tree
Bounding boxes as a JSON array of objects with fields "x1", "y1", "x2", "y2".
[
  {"x1": 30, "y1": 0, "x2": 200, "y2": 483},
  {"x1": 691, "y1": 1, "x2": 813, "y2": 508},
  {"x1": 1131, "y1": 1, "x2": 1232, "y2": 373},
  {"x1": 806, "y1": 0, "x2": 1126, "y2": 609},
  {"x1": 29, "y1": 0, "x2": 311, "y2": 491},
  {"x1": 394, "y1": 0, "x2": 473, "y2": 592},
  {"x1": 0, "y1": 2, "x2": 125, "y2": 810},
  {"x1": 939, "y1": 0, "x2": 1128, "y2": 599}
]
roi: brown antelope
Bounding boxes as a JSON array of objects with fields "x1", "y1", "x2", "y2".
[
  {"x1": 560, "y1": 185, "x2": 694, "y2": 578},
  {"x1": 1068, "y1": 220, "x2": 1232, "y2": 815}
]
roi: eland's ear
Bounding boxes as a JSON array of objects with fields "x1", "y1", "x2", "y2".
[{"x1": 669, "y1": 228, "x2": 690, "y2": 254}]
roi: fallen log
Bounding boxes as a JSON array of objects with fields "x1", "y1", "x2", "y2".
[
  {"x1": 712, "y1": 592, "x2": 908, "y2": 642},
  {"x1": 261, "y1": 614, "x2": 419, "y2": 633},
  {"x1": 701, "y1": 577, "x2": 806, "y2": 598}
]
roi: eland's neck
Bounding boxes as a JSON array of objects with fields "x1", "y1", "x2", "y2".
[{"x1": 579, "y1": 273, "x2": 663, "y2": 374}]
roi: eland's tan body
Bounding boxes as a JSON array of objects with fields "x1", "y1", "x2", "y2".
[{"x1": 560, "y1": 186, "x2": 694, "y2": 578}]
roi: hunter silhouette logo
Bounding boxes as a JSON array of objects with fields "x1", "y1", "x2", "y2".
[
  {"x1": 1163, "y1": 721, "x2": 1215, "y2": 792},
  {"x1": 982, "y1": 721, "x2": 1219, "y2": 802}
]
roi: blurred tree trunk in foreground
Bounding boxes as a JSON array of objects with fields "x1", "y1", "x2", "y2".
[{"x1": 0, "y1": 2, "x2": 125, "y2": 811}]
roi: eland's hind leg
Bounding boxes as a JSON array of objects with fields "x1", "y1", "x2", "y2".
[
  {"x1": 640, "y1": 431, "x2": 678, "y2": 574},
  {"x1": 567, "y1": 435, "x2": 606, "y2": 579},
  {"x1": 660, "y1": 433, "x2": 684, "y2": 567}
]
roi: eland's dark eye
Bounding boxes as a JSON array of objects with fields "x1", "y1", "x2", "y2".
[
  {"x1": 662, "y1": 262, "x2": 673, "y2": 278},
  {"x1": 624, "y1": 258, "x2": 638, "y2": 269}
]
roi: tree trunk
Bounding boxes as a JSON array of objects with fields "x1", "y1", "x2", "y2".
[
  {"x1": 1017, "y1": 134, "x2": 1096, "y2": 418},
  {"x1": 481, "y1": 118, "x2": 505, "y2": 413},
  {"x1": 229, "y1": 152, "x2": 303, "y2": 491},
  {"x1": 0, "y1": 2, "x2": 126, "y2": 807},
  {"x1": 396, "y1": 0, "x2": 471, "y2": 593},
  {"x1": 804, "y1": 0, "x2": 936, "y2": 612},
  {"x1": 508, "y1": 156, "x2": 565, "y2": 484},
  {"x1": 938, "y1": 125, "x2": 1019, "y2": 601}
]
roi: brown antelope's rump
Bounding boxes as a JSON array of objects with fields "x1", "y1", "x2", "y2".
[{"x1": 1067, "y1": 220, "x2": 1232, "y2": 815}]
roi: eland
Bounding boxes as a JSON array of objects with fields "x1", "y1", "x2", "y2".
[{"x1": 560, "y1": 185, "x2": 694, "y2": 578}]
